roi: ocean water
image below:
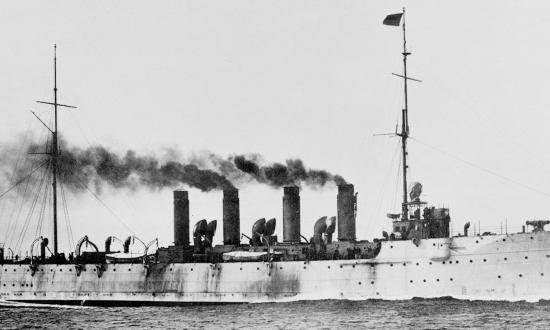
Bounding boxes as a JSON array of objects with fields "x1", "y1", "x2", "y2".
[{"x1": 1, "y1": 299, "x2": 549, "y2": 329}]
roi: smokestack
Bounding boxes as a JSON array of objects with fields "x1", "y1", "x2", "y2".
[
  {"x1": 223, "y1": 188, "x2": 240, "y2": 245},
  {"x1": 283, "y1": 186, "x2": 300, "y2": 243},
  {"x1": 174, "y1": 190, "x2": 190, "y2": 246},
  {"x1": 337, "y1": 184, "x2": 356, "y2": 241}
]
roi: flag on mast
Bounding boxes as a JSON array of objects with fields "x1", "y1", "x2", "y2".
[{"x1": 383, "y1": 13, "x2": 403, "y2": 26}]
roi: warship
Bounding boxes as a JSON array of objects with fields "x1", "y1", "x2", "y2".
[{"x1": 1, "y1": 11, "x2": 550, "y2": 305}]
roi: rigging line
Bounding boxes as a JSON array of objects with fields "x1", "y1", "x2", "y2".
[
  {"x1": 3, "y1": 158, "x2": 50, "y2": 249},
  {"x1": 410, "y1": 136, "x2": 550, "y2": 198},
  {"x1": 14, "y1": 160, "x2": 50, "y2": 251},
  {"x1": 391, "y1": 148, "x2": 403, "y2": 211},
  {"x1": 410, "y1": 63, "x2": 550, "y2": 170},
  {"x1": 373, "y1": 141, "x2": 401, "y2": 219},
  {"x1": 3, "y1": 130, "x2": 49, "y2": 229},
  {"x1": 35, "y1": 173, "x2": 48, "y2": 238},
  {"x1": 4, "y1": 134, "x2": 50, "y2": 245},
  {"x1": 0, "y1": 159, "x2": 50, "y2": 200},
  {"x1": 34, "y1": 174, "x2": 50, "y2": 239},
  {"x1": 13, "y1": 161, "x2": 50, "y2": 252},
  {"x1": 4, "y1": 170, "x2": 35, "y2": 246},
  {"x1": 59, "y1": 181, "x2": 75, "y2": 249},
  {"x1": 64, "y1": 114, "x2": 142, "y2": 222},
  {"x1": 76, "y1": 178, "x2": 136, "y2": 235},
  {"x1": 0, "y1": 122, "x2": 34, "y2": 233}
]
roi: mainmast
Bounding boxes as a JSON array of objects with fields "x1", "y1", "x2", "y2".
[
  {"x1": 399, "y1": 8, "x2": 410, "y2": 221},
  {"x1": 383, "y1": 8, "x2": 417, "y2": 221},
  {"x1": 36, "y1": 45, "x2": 77, "y2": 257}
]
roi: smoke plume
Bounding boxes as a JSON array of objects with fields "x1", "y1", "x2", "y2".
[
  {"x1": 232, "y1": 155, "x2": 347, "y2": 188},
  {"x1": 4, "y1": 138, "x2": 346, "y2": 194}
]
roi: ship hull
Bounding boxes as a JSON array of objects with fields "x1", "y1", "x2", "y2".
[{"x1": 2, "y1": 232, "x2": 550, "y2": 305}]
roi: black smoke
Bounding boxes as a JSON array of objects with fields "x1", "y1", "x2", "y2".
[
  {"x1": 232, "y1": 155, "x2": 346, "y2": 188},
  {"x1": 8, "y1": 139, "x2": 346, "y2": 194}
]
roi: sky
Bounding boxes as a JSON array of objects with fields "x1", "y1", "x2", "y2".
[{"x1": 2, "y1": 1, "x2": 550, "y2": 255}]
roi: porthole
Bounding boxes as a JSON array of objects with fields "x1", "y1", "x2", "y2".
[
  {"x1": 436, "y1": 279, "x2": 440, "y2": 282},
  {"x1": 429, "y1": 262, "x2": 432, "y2": 265},
  {"x1": 12, "y1": 284, "x2": 15, "y2": 287},
  {"x1": 352, "y1": 265, "x2": 355, "y2": 268},
  {"x1": 340, "y1": 265, "x2": 343, "y2": 269},
  {"x1": 69, "y1": 269, "x2": 72, "y2": 272},
  {"x1": 303, "y1": 266, "x2": 306, "y2": 270},
  {"x1": 59, "y1": 269, "x2": 62, "y2": 272},
  {"x1": 432, "y1": 243, "x2": 436, "y2": 246},
  {"x1": 410, "y1": 280, "x2": 413, "y2": 283},
  {"x1": 327, "y1": 266, "x2": 330, "y2": 269},
  {"x1": 390, "y1": 246, "x2": 394, "y2": 249},
  {"x1": 469, "y1": 260, "x2": 473, "y2": 263},
  {"x1": 26, "y1": 269, "x2": 29, "y2": 272},
  {"x1": 483, "y1": 259, "x2": 487, "y2": 262},
  {"x1": 416, "y1": 263, "x2": 419, "y2": 266},
  {"x1": 14, "y1": 269, "x2": 16, "y2": 272},
  {"x1": 358, "y1": 282, "x2": 362, "y2": 285},
  {"x1": 371, "y1": 281, "x2": 374, "y2": 284},
  {"x1": 423, "y1": 279, "x2": 426, "y2": 282},
  {"x1": 541, "y1": 273, "x2": 545, "y2": 276},
  {"x1": 280, "y1": 267, "x2": 283, "y2": 270},
  {"x1": 257, "y1": 267, "x2": 260, "y2": 270},
  {"x1": 504, "y1": 257, "x2": 508, "y2": 261},
  {"x1": 525, "y1": 256, "x2": 528, "y2": 259},
  {"x1": 239, "y1": 268, "x2": 242, "y2": 271},
  {"x1": 450, "y1": 278, "x2": 453, "y2": 281},
  {"x1": 191, "y1": 268, "x2": 193, "y2": 271},
  {"x1": 498, "y1": 275, "x2": 501, "y2": 279},
  {"x1": 449, "y1": 261, "x2": 452, "y2": 264},
  {"x1": 113, "y1": 269, "x2": 116, "y2": 272},
  {"x1": 530, "y1": 237, "x2": 534, "y2": 240},
  {"x1": 475, "y1": 241, "x2": 479, "y2": 244},
  {"x1": 519, "y1": 274, "x2": 523, "y2": 278},
  {"x1": 503, "y1": 239, "x2": 506, "y2": 242},
  {"x1": 169, "y1": 268, "x2": 172, "y2": 271},
  {"x1": 402, "y1": 263, "x2": 406, "y2": 267},
  {"x1": 442, "y1": 261, "x2": 446, "y2": 264},
  {"x1": 390, "y1": 264, "x2": 394, "y2": 267},
  {"x1": 50, "y1": 269, "x2": 53, "y2": 272},
  {"x1": 456, "y1": 260, "x2": 459, "y2": 264}
]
